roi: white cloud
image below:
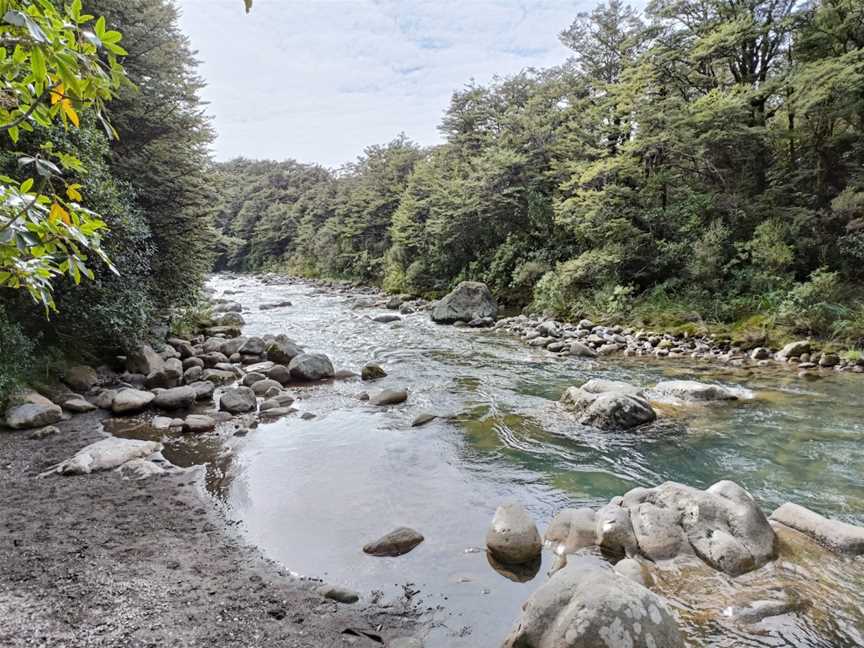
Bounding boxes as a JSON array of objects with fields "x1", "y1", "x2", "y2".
[{"x1": 177, "y1": 0, "x2": 588, "y2": 167}]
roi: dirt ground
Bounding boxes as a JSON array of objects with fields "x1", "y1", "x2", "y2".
[{"x1": 0, "y1": 412, "x2": 419, "y2": 647}]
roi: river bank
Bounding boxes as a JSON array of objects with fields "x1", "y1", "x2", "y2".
[{"x1": 0, "y1": 410, "x2": 419, "y2": 647}]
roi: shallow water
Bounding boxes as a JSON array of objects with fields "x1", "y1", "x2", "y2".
[{"x1": 157, "y1": 276, "x2": 864, "y2": 646}]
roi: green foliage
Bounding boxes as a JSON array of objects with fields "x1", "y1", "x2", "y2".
[
  {"x1": 210, "y1": 0, "x2": 864, "y2": 343},
  {"x1": 0, "y1": 0, "x2": 128, "y2": 310},
  {"x1": 0, "y1": 302, "x2": 33, "y2": 404}
]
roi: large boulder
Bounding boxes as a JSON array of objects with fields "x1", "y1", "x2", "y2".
[
  {"x1": 63, "y1": 365, "x2": 98, "y2": 393},
  {"x1": 620, "y1": 480, "x2": 776, "y2": 575},
  {"x1": 126, "y1": 344, "x2": 164, "y2": 376},
  {"x1": 288, "y1": 353, "x2": 335, "y2": 381},
  {"x1": 544, "y1": 507, "x2": 597, "y2": 554},
  {"x1": 152, "y1": 386, "x2": 196, "y2": 410},
  {"x1": 770, "y1": 502, "x2": 864, "y2": 554},
  {"x1": 776, "y1": 340, "x2": 810, "y2": 361},
  {"x1": 265, "y1": 335, "x2": 303, "y2": 364},
  {"x1": 486, "y1": 503, "x2": 542, "y2": 565},
  {"x1": 4, "y1": 402, "x2": 63, "y2": 430},
  {"x1": 219, "y1": 386, "x2": 257, "y2": 414},
  {"x1": 430, "y1": 281, "x2": 497, "y2": 324},
  {"x1": 651, "y1": 380, "x2": 739, "y2": 402},
  {"x1": 112, "y1": 388, "x2": 156, "y2": 414},
  {"x1": 503, "y1": 559, "x2": 684, "y2": 648},
  {"x1": 42, "y1": 437, "x2": 163, "y2": 476},
  {"x1": 560, "y1": 387, "x2": 656, "y2": 431}
]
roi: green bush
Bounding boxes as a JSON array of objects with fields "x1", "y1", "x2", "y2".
[
  {"x1": 778, "y1": 268, "x2": 847, "y2": 335},
  {"x1": 0, "y1": 305, "x2": 35, "y2": 406}
]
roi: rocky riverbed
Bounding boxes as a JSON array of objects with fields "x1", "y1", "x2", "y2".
[{"x1": 2, "y1": 273, "x2": 864, "y2": 647}]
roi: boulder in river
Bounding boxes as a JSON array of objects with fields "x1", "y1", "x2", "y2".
[
  {"x1": 219, "y1": 386, "x2": 257, "y2": 414},
  {"x1": 544, "y1": 507, "x2": 597, "y2": 554},
  {"x1": 361, "y1": 363, "x2": 387, "y2": 381},
  {"x1": 251, "y1": 378, "x2": 282, "y2": 396},
  {"x1": 370, "y1": 388, "x2": 408, "y2": 406},
  {"x1": 265, "y1": 364, "x2": 291, "y2": 385},
  {"x1": 183, "y1": 414, "x2": 216, "y2": 433},
  {"x1": 651, "y1": 379, "x2": 740, "y2": 402},
  {"x1": 411, "y1": 413, "x2": 437, "y2": 427},
  {"x1": 363, "y1": 527, "x2": 425, "y2": 557},
  {"x1": 152, "y1": 386, "x2": 196, "y2": 410},
  {"x1": 560, "y1": 386, "x2": 656, "y2": 431},
  {"x1": 265, "y1": 335, "x2": 304, "y2": 364},
  {"x1": 486, "y1": 503, "x2": 542, "y2": 565},
  {"x1": 502, "y1": 558, "x2": 684, "y2": 648},
  {"x1": 431, "y1": 281, "x2": 497, "y2": 325},
  {"x1": 621, "y1": 480, "x2": 776, "y2": 575},
  {"x1": 112, "y1": 388, "x2": 156, "y2": 414},
  {"x1": 288, "y1": 353, "x2": 335, "y2": 381},
  {"x1": 373, "y1": 313, "x2": 401, "y2": 323},
  {"x1": 126, "y1": 344, "x2": 164, "y2": 376},
  {"x1": 568, "y1": 341, "x2": 598, "y2": 358},
  {"x1": 776, "y1": 340, "x2": 811, "y2": 361},
  {"x1": 770, "y1": 502, "x2": 864, "y2": 554}
]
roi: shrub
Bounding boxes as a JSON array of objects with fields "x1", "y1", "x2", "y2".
[
  {"x1": 777, "y1": 268, "x2": 846, "y2": 335},
  {"x1": 0, "y1": 305, "x2": 35, "y2": 406}
]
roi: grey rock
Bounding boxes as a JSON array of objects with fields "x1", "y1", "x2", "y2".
[
  {"x1": 568, "y1": 341, "x2": 598, "y2": 358},
  {"x1": 486, "y1": 503, "x2": 542, "y2": 565},
  {"x1": 411, "y1": 413, "x2": 437, "y2": 427},
  {"x1": 153, "y1": 386, "x2": 196, "y2": 410},
  {"x1": 199, "y1": 352, "x2": 229, "y2": 368},
  {"x1": 581, "y1": 378, "x2": 644, "y2": 397},
  {"x1": 770, "y1": 502, "x2": 864, "y2": 554},
  {"x1": 260, "y1": 300, "x2": 293, "y2": 310},
  {"x1": 183, "y1": 414, "x2": 216, "y2": 433},
  {"x1": 28, "y1": 425, "x2": 59, "y2": 440},
  {"x1": 373, "y1": 313, "x2": 401, "y2": 323},
  {"x1": 188, "y1": 380, "x2": 215, "y2": 400},
  {"x1": 239, "y1": 336, "x2": 266, "y2": 356},
  {"x1": 182, "y1": 357, "x2": 204, "y2": 370},
  {"x1": 112, "y1": 389, "x2": 156, "y2": 414},
  {"x1": 201, "y1": 369, "x2": 236, "y2": 385},
  {"x1": 363, "y1": 527, "x2": 424, "y2": 557},
  {"x1": 126, "y1": 345, "x2": 164, "y2": 376},
  {"x1": 61, "y1": 398, "x2": 97, "y2": 413},
  {"x1": 431, "y1": 281, "x2": 497, "y2": 324},
  {"x1": 183, "y1": 366, "x2": 203, "y2": 383},
  {"x1": 777, "y1": 340, "x2": 811, "y2": 361},
  {"x1": 5, "y1": 402, "x2": 63, "y2": 429},
  {"x1": 89, "y1": 389, "x2": 117, "y2": 410},
  {"x1": 315, "y1": 584, "x2": 359, "y2": 604},
  {"x1": 361, "y1": 363, "x2": 387, "y2": 381},
  {"x1": 265, "y1": 336, "x2": 303, "y2": 364},
  {"x1": 288, "y1": 353, "x2": 335, "y2": 381},
  {"x1": 63, "y1": 365, "x2": 98, "y2": 393},
  {"x1": 219, "y1": 386, "x2": 257, "y2": 414},
  {"x1": 370, "y1": 388, "x2": 408, "y2": 406},
  {"x1": 242, "y1": 372, "x2": 266, "y2": 386},
  {"x1": 561, "y1": 387, "x2": 656, "y2": 431},
  {"x1": 652, "y1": 380, "x2": 739, "y2": 401},
  {"x1": 503, "y1": 559, "x2": 684, "y2": 648},
  {"x1": 614, "y1": 557, "x2": 653, "y2": 588},
  {"x1": 544, "y1": 507, "x2": 596, "y2": 554},
  {"x1": 251, "y1": 378, "x2": 282, "y2": 396},
  {"x1": 265, "y1": 364, "x2": 291, "y2": 385}
]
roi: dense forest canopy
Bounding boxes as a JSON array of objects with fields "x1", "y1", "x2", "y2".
[{"x1": 213, "y1": 0, "x2": 864, "y2": 346}]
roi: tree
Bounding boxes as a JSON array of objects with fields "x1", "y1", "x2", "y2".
[{"x1": 0, "y1": 0, "x2": 127, "y2": 310}]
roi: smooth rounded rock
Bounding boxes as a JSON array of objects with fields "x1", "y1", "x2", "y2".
[{"x1": 486, "y1": 503, "x2": 542, "y2": 565}]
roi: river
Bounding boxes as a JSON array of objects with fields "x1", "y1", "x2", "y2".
[{"x1": 147, "y1": 275, "x2": 864, "y2": 647}]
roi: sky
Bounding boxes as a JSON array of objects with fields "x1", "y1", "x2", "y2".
[{"x1": 176, "y1": 0, "x2": 589, "y2": 168}]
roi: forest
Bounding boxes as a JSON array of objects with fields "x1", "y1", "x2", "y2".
[{"x1": 213, "y1": 0, "x2": 864, "y2": 349}]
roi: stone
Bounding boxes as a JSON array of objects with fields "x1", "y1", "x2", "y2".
[
  {"x1": 251, "y1": 378, "x2": 282, "y2": 396},
  {"x1": 411, "y1": 413, "x2": 437, "y2": 427},
  {"x1": 651, "y1": 380, "x2": 740, "y2": 401},
  {"x1": 265, "y1": 364, "x2": 291, "y2": 385},
  {"x1": 595, "y1": 500, "x2": 639, "y2": 556},
  {"x1": 61, "y1": 398, "x2": 97, "y2": 413},
  {"x1": 182, "y1": 357, "x2": 204, "y2": 370},
  {"x1": 614, "y1": 557, "x2": 654, "y2": 588},
  {"x1": 819, "y1": 352, "x2": 840, "y2": 368},
  {"x1": 242, "y1": 372, "x2": 266, "y2": 386},
  {"x1": 560, "y1": 387, "x2": 656, "y2": 431},
  {"x1": 183, "y1": 414, "x2": 216, "y2": 433},
  {"x1": 373, "y1": 313, "x2": 401, "y2": 323},
  {"x1": 430, "y1": 281, "x2": 497, "y2": 324},
  {"x1": 111, "y1": 389, "x2": 156, "y2": 414},
  {"x1": 621, "y1": 480, "x2": 776, "y2": 575},
  {"x1": 213, "y1": 311, "x2": 244, "y2": 327},
  {"x1": 260, "y1": 407, "x2": 296, "y2": 418},
  {"x1": 239, "y1": 336, "x2": 266, "y2": 356},
  {"x1": 212, "y1": 300, "x2": 241, "y2": 313},
  {"x1": 486, "y1": 503, "x2": 542, "y2": 565},
  {"x1": 288, "y1": 353, "x2": 335, "y2": 381},
  {"x1": 568, "y1": 341, "x2": 598, "y2": 358},
  {"x1": 152, "y1": 416, "x2": 182, "y2": 431},
  {"x1": 219, "y1": 386, "x2": 257, "y2": 414},
  {"x1": 315, "y1": 584, "x2": 359, "y2": 604},
  {"x1": 89, "y1": 389, "x2": 117, "y2": 410},
  {"x1": 750, "y1": 347, "x2": 772, "y2": 360},
  {"x1": 363, "y1": 527, "x2": 425, "y2": 557},
  {"x1": 199, "y1": 352, "x2": 229, "y2": 368},
  {"x1": 770, "y1": 502, "x2": 864, "y2": 554},
  {"x1": 502, "y1": 559, "x2": 684, "y2": 648},
  {"x1": 126, "y1": 344, "x2": 164, "y2": 376},
  {"x1": 4, "y1": 402, "x2": 63, "y2": 429},
  {"x1": 183, "y1": 366, "x2": 203, "y2": 383},
  {"x1": 244, "y1": 360, "x2": 274, "y2": 374},
  {"x1": 188, "y1": 380, "x2": 215, "y2": 400},
  {"x1": 263, "y1": 386, "x2": 282, "y2": 399},
  {"x1": 544, "y1": 507, "x2": 597, "y2": 554},
  {"x1": 116, "y1": 458, "x2": 165, "y2": 480},
  {"x1": 28, "y1": 425, "x2": 59, "y2": 440},
  {"x1": 776, "y1": 340, "x2": 811, "y2": 361},
  {"x1": 63, "y1": 365, "x2": 98, "y2": 393},
  {"x1": 265, "y1": 336, "x2": 304, "y2": 364},
  {"x1": 201, "y1": 369, "x2": 236, "y2": 385},
  {"x1": 153, "y1": 386, "x2": 196, "y2": 410},
  {"x1": 260, "y1": 300, "x2": 293, "y2": 310},
  {"x1": 42, "y1": 437, "x2": 163, "y2": 476},
  {"x1": 361, "y1": 363, "x2": 387, "y2": 381},
  {"x1": 580, "y1": 378, "x2": 644, "y2": 397},
  {"x1": 370, "y1": 388, "x2": 408, "y2": 406}
]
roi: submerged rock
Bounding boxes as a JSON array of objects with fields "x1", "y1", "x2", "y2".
[
  {"x1": 370, "y1": 388, "x2": 408, "y2": 406},
  {"x1": 770, "y1": 502, "x2": 864, "y2": 554},
  {"x1": 373, "y1": 313, "x2": 401, "y2": 323},
  {"x1": 363, "y1": 527, "x2": 424, "y2": 557},
  {"x1": 486, "y1": 503, "x2": 542, "y2": 565},
  {"x1": 431, "y1": 281, "x2": 497, "y2": 324},
  {"x1": 651, "y1": 379, "x2": 739, "y2": 401},
  {"x1": 561, "y1": 386, "x2": 656, "y2": 431},
  {"x1": 411, "y1": 413, "x2": 437, "y2": 427},
  {"x1": 361, "y1": 363, "x2": 387, "y2": 381},
  {"x1": 503, "y1": 559, "x2": 684, "y2": 648}
]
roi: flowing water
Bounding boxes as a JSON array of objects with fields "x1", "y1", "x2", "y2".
[{"x1": 133, "y1": 276, "x2": 864, "y2": 646}]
